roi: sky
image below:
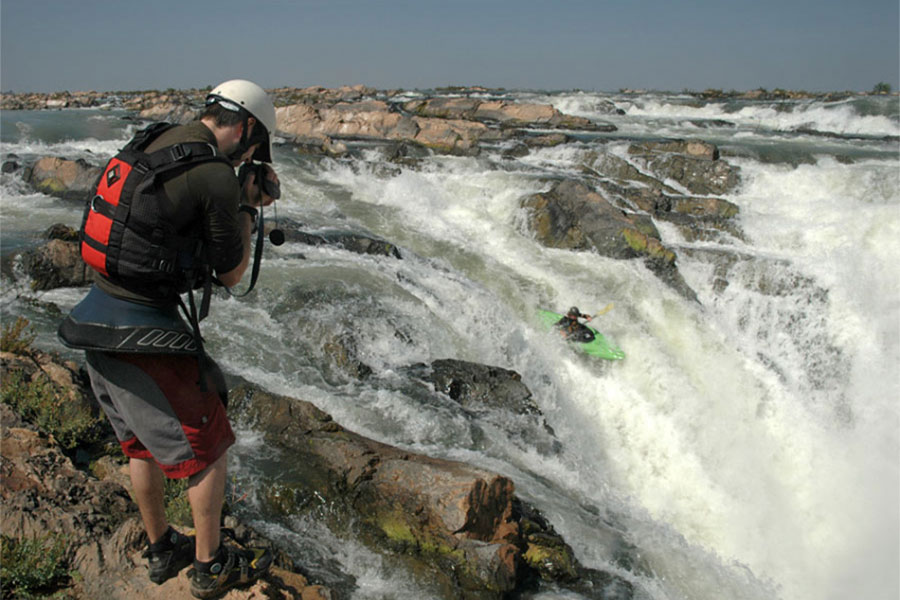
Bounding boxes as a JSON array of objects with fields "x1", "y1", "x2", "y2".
[{"x1": 1, "y1": 0, "x2": 898, "y2": 94}]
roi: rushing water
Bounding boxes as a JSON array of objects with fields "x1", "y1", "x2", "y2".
[{"x1": 1, "y1": 91, "x2": 898, "y2": 600}]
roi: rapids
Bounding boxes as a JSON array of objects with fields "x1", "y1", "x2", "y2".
[{"x1": 1, "y1": 90, "x2": 897, "y2": 600}]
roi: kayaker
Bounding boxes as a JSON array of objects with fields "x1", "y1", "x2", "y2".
[{"x1": 556, "y1": 306, "x2": 593, "y2": 339}]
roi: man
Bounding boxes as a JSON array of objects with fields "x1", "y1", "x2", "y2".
[
  {"x1": 556, "y1": 306, "x2": 593, "y2": 340},
  {"x1": 58, "y1": 79, "x2": 278, "y2": 598}
]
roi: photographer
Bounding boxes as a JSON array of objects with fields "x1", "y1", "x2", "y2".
[{"x1": 59, "y1": 80, "x2": 279, "y2": 598}]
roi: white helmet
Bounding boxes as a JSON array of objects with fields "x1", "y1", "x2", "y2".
[{"x1": 206, "y1": 79, "x2": 276, "y2": 162}]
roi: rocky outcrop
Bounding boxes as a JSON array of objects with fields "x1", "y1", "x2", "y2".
[
  {"x1": 229, "y1": 382, "x2": 634, "y2": 599},
  {"x1": 1, "y1": 348, "x2": 330, "y2": 600},
  {"x1": 2, "y1": 340, "x2": 633, "y2": 600},
  {"x1": 19, "y1": 224, "x2": 97, "y2": 290},
  {"x1": 403, "y1": 97, "x2": 612, "y2": 131},
  {"x1": 520, "y1": 179, "x2": 698, "y2": 301},
  {"x1": 405, "y1": 358, "x2": 540, "y2": 415},
  {"x1": 626, "y1": 141, "x2": 740, "y2": 196},
  {"x1": 24, "y1": 156, "x2": 101, "y2": 201},
  {"x1": 276, "y1": 101, "x2": 494, "y2": 155}
]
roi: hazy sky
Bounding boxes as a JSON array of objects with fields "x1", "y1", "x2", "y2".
[{"x1": 2, "y1": 0, "x2": 898, "y2": 93}]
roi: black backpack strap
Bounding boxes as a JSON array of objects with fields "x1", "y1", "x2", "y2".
[{"x1": 124, "y1": 122, "x2": 178, "y2": 152}]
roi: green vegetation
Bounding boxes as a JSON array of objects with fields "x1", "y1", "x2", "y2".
[
  {"x1": 164, "y1": 478, "x2": 193, "y2": 527},
  {"x1": 1, "y1": 316, "x2": 36, "y2": 353},
  {"x1": 1, "y1": 371, "x2": 101, "y2": 451},
  {"x1": 1, "y1": 533, "x2": 72, "y2": 599},
  {"x1": 1, "y1": 317, "x2": 102, "y2": 451},
  {"x1": 873, "y1": 82, "x2": 892, "y2": 94}
]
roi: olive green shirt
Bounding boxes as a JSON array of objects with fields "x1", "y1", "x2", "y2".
[{"x1": 96, "y1": 121, "x2": 243, "y2": 303}]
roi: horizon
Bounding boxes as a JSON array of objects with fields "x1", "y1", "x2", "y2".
[{"x1": 1, "y1": 0, "x2": 898, "y2": 95}]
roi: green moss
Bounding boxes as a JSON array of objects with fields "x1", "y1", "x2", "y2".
[
  {"x1": 622, "y1": 228, "x2": 675, "y2": 262},
  {"x1": 35, "y1": 178, "x2": 68, "y2": 195},
  {"x1": 523, "y1": 541, "x2": 577, "y2": 581},
  {"x1": 379, "y1": 515, "x2": 418, "y2": 546}
]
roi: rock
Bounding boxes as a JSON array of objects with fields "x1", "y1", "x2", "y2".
[
  {"x1": 26, "y1": 156, "x2": 102, "y2": 201},
  {"x1": 521, "y1": 179, "x2": 666, "y2": 260},
  {"x1": 0, "y1": 424, "x2": 136, "y2": 547},
  {"x1": 1, "y1": 349, "x2": 330, "y2": 600},
  {"x1": 629, "y1": 139, "x2": 720, "y2": 161},
  {"x1": 277, "y1": 222, "x2": 403, "y2": 259},
  {"x1": 626, "y1": 140, "x2": 741, "y2": 195},
  {"x1": 520, "y1": 180, "x2": 698, "y2": 301},
  {"x1": 137, "y1": 102, "x2": 198, "y2": 124},
  {"x1": 406, "y1": 97, "x2": 611, "y2": 132},
  {"x1": 583, "y1": 151, "x2": 678, "y2": 194},
  {"x1": 20, "y1": 225, "x2": 96, "y2": 290},
  {"x1": 405, "y1": 358, "x2": 540, "y2": 415},
  {"x1": 228, "y1": 383, "x2": 632, "y2": 598},
  {"x1": 2, "y1": 159, "x2": 19, "y2": 173}
]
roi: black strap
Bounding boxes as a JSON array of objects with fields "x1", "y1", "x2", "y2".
[
  {"x1": 220, "y1": 204, "x2": 266, "y2": 298},
  {"x1": 180, "y1": 290, "x2": 209, "y2": 392}
]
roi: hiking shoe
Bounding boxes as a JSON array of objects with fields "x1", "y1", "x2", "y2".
[
  {"x1": 143, "y1": 527, "x2": 195, "y2": 584},
  {"x1": 189, "y1": 544, "x2": 274, "y2": 599}
]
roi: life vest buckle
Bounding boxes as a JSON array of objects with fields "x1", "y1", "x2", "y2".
[
  {"x1": 169, "y1": 144, "x2": 190, "y2": 162},
  {"x1": 157, "y1": 259, "x2": 176, "y2": 274}
]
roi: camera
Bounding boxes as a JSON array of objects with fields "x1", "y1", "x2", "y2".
[
  {"x1": 237, "y1": 161, "x2": 280, "y2": 200},
  {"x1": 237, "y1": 162, "x2": 284, "y2": 246}
]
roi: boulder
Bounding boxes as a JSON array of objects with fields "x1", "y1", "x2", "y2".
[
  {"x1": 229, "y1": 383, "x2": 633, "y2": 598},
  {"x1": 521, "y1": 180, "x2": 669, "y2": 260},
  {"x1": 626, "y1": 140, "x2": 740, "y2": 195},
  {"x1": 19, "y1": 224, "x2": 95, "y2": 290},
  {"x1": 25, "y1": 156, "x2": 101, "y2": 201},
  {"x1": 405, "y1": 358, "x2": 540, "y2": 415},
  {"x1": 521, "y1": 180, "x2": 697, "y2": 301},
  {"x1": 276, "y1": 220, "x2": 403, "y2": 259}
]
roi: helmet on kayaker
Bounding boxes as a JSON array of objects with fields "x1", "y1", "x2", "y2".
[
  {"x1": 567, "y1": 306, "x2": 581, "y2": 318},
  {"x1": 205, "y1": 79, "x2": 276, "y2": 163}
]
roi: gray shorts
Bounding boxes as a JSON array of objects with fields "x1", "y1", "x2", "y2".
[{"x1": 85, "y1": 351, "x2": 234, "y2": 478}]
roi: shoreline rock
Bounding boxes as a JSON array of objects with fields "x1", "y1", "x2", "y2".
[{"x1": 2, "y1": 340, "x2": 635, "y2": 600}]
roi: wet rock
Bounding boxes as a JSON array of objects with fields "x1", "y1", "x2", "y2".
[
  {"x1": 627, "y1": 140, "x2": 740, "y2": 195},
  {"x1": 25, "y1": 156, "x2": 101, "y2": 201},
  {"x1": 629, "y1": 139, "x2": 720, "y2": 161},
  {"x1": 229, "y1": 383, "x2": 633, "y2": 598},
  {"x1": 277, "y1": 221, "x2": 403, "y2": 259},
  {"x1": 405, "y1": 358, "x2": 540, "y2": 415},
  {"x1": 521, "y1": 179, "x2": 667, "y2": 259},
  {"x1": 19, "y1": 225, "x2": 96, "y2": 290},
  {"x1": 520, "y1": 180, "x2": 697, "y2": 301}
]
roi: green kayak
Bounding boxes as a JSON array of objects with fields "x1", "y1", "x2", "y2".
[{"x1": 537, "y1": 309, "x2": 625, "y2": 361}]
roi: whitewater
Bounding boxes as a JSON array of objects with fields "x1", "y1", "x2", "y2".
[{"x1": 1, "y1": 90, "x2": 898, "y2": 600}]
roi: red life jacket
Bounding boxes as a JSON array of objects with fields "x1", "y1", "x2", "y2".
[{"x1": 80, "y1": 122, "x2": 231, "y2": 300}]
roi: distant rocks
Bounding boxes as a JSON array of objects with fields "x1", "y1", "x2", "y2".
[
  {"x1": 7, "y1": 84, "x2": 745, "y2": 304},
  {"x1": 274, "y1": 94, "x2": 608, "y2": 156}
]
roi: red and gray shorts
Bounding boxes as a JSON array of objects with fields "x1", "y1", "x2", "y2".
[{"x1": 85, "y1": 351, "x2": 235, "y2": 479}]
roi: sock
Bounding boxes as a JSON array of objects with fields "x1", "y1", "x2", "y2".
[
  {"x1": 193, "y1": 545, "x2": 225, "y2": 573},
  {"x1": 149, "y1": 526, "x2": 177, "y2": 552}
]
